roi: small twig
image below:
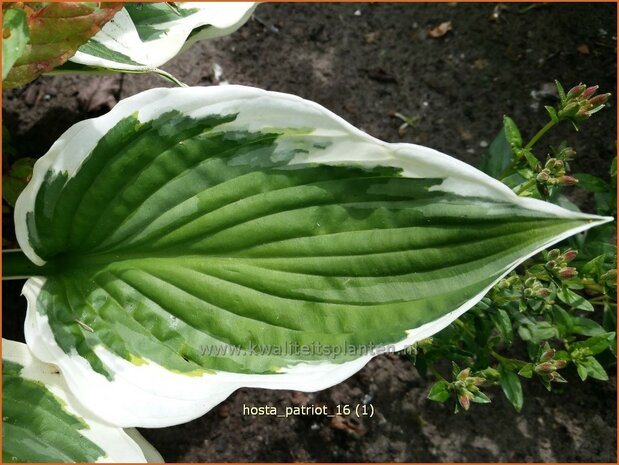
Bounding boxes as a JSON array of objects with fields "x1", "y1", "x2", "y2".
[
  {"x1": 166, "y1": 2, "x2": 183, "y2": 16},
  {"x1": 75, "y1": 319, "x2": 95, "y2": 333},
  {"x1": 391, "y1": 111, "x2": 421, "y2": 137},
  {"x1": 153, "y1": 68, "x2": 187, "y2": 87},
  {"x1": 253, "y1": 14, "x2": 279, "y2": 33}
]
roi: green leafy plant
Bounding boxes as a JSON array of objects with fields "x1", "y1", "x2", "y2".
[{"x1": 418, "y1": 80, "x2": 616, "y2": 413}]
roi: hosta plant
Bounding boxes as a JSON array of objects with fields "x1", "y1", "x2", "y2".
[
  {"x1": 4, "y1": 85, "x2": 611, "y2": 428},
  {"x1": 2, "y1": 339, "x2": 162, "y2": 463}
]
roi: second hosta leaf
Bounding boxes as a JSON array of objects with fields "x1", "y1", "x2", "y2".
[
  {"x1": 68, "y1": 2, "x2": 256, "y2": 72},
  {"x1": 2, "y1": 339, "x2": 162, "y2": 463},
  {"x1": 16, "y1": 86, "x2": 610, "y2": 427}
]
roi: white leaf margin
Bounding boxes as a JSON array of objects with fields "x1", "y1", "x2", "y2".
[
  {"x1": 15, "y1": 85, "x2": 613, "y2": 427},
  {"x1": 69, "y1": 2, "x2": 256, "y2": 71},
  {"x1": 2, "y1": 339, "x2": 164, "y2": 462}
]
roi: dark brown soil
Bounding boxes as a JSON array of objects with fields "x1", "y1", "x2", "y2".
[{"x1": 2, "y1": 3, "x2": 617, "y2": 462}]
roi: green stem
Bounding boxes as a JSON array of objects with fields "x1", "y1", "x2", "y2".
[
  {"x1": 524, "y1": 120, "x2": 556, "y2": 150},
  {"x1": 490, "y1": 350, "x2": 510, "y2": 364},
  {"x1": 584, "y1": 284, "x2": 605, "y2": 294},
  {"x1": 153, "y1": 68, "x2": 187, "y2": 87},
  {"x1": 454, "y1": 318, "x2": 476, "y2": 339},
  {"x1": 581, "y1": 278, "x2": 605, "y2": 294},
  {"x1": 48, "y1": 65, "x2": 187, "y2": 87},
  {"x1": 2, "y1": 249, "x2": 52, "y2": 280},
  {"x1": 429, "y1": 364, "x2": 447, "y2": 381},
  {"x1": 514, "y1": 178, "x2": 537, "y2": 196},
  {"x1": 588, "y1": 296, "x2": 608, "y2": 305}
]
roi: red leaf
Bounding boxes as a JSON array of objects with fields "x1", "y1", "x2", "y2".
[{"x1": 4, "y1": 2, "x2": 123, "y2": 89}]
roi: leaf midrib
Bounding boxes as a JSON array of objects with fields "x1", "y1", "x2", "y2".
[{"x1": 45, "y1": 214, "x2": 574, "y2": 275}]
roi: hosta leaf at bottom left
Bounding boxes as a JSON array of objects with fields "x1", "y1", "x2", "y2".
[{"x1": 2, "y1": 339, "x2": 163, "y2": 463}]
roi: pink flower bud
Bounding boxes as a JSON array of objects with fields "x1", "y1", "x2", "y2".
[
  {"x1": 566, "y1": 84, "x2": 586, "y2": 99},
  {"x1": 588, "y1": 93, "x2": 611, "y2": 106},
  {"x1": 535, "y1": 362, "x2": 555, "y2": 374},
  {"x1": 563, "y1": 250, "x2": 578, "y2": 262},
  {"x1": 558, "y1": 267, "x2": 577, "y2": 278},
  {"x1": 536, "y1": 288, "x2": 551, "y2": 298},
  {"x1": 540, "y1": 348, "x2": 556, "y2": 362},
  {"x1": 558, "y1": 176, "x2": 578, "y2": 185},
  {"x1": 554, "y1": 360, "x2": 567, "y2": 369},
  {"x1": 458, "y1": 393, "x2": 470, "y2": 411},
  {"x1": 582, "y1": 85, "x2": 599, "y2": 99}
]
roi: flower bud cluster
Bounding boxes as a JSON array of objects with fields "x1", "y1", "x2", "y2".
[
  {"x1": 453, "y1": 368, "x2": 487, "y2": 411},
  {"x1": 545, "y1": 248, "x2": 578, "y2": 279},
  {"x1": 495, "y1": 273, "x2": 551, "y2": 307},
  {"x1": 536, "y1": 157, "x2": 577, "y2": 186},
  {"x1": 559, "y1": 83, "x2": 611, "y2": 123},
  {"x1": 534, "y1": 346, "x2": 567, "y2": 384},
  {"x1": 522, "y1": 276, "x2": 550, "y2": 298},
  {"x1": 601, "y1": 269, "x2": 617, "y2": 288}
]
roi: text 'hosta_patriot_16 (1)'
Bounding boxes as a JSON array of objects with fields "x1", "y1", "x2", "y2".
[{"x1": 8, "y1": 85, "x2": 611, "y2": 428}]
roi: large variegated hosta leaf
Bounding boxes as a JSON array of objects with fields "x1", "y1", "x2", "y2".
[
  {"x1": 2, "y1": 2, "x2": 123, "y2": 89},
  {"x1": 66, "y1": 2, "x2": 256, "y2": 72},
  {"x1": 2, "y1": 339, "x2": 163, "y2": 463},
  {"x1": 15, "y1": 86, "x2": 611, "y2": 427}
]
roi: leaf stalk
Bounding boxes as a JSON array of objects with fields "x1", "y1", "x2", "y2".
[{"x1": 2, "y1": 249, "x2": 49, "y2": 280}]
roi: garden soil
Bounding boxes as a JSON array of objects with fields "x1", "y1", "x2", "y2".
[{"x1": 2, "y1": 3, "x2": 617, "y2": 462}]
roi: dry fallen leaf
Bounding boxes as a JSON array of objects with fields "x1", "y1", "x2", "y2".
[
  {"x1": 364, "y1": 31, "x2": 380, "y2": 44},
  {"x1": 428, "y1": 21, "x2": 453, "y2": 38},
  {"x1": 331, "y1": 415, "x2": 366, "y2": 436},
  {"x1": 473, "y1": 58, "x2": 488, "y2": 70},
  {"x1": 217, "y1": 404, "x2": 230, "y2": 418},
  {"x1": 290, "y1": 391, "x2": 310, "y2": 406},
  {"x1": 577, "y1": 43, "x2": 590, "y2": 55},
  {"x1": 366, "y1": 67, "x2": 397, "y2": 83}
]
